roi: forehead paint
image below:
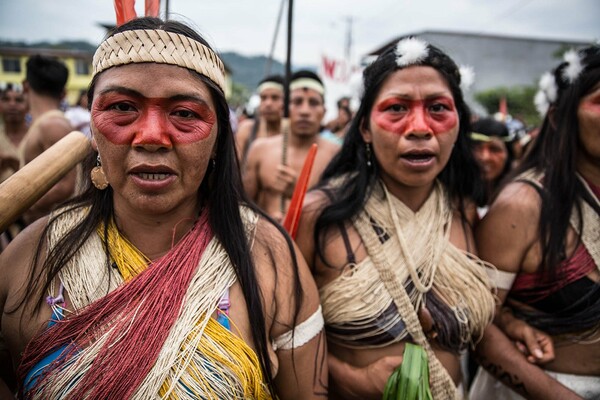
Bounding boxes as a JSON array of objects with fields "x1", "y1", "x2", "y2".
[
  {"x1": 371, "y1": 97, "x2": 457, "y2": 136},
  {"x1": 91, "y1": 92, "x2": 216, "y2": 146}
]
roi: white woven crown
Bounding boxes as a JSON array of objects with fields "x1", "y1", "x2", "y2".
[{"x1": 93, "y1": 29, "x2": 226, "y2": 92}]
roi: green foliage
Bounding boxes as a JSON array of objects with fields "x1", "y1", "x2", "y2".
[
  {"x1": 552, "y1": 44, "x2": 571, "y2": 60},
  {"x1": 228, "y1": 81, "x2": 251, "y2": 109},
  {"x1": 474, "y1": 85, "x2": 542, "y2": 127},
  {"x1": 383, "y1": 343, "x2": 433, "y2": 400}
]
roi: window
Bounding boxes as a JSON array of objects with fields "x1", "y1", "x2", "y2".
[
  {"x1": 75, "y1": 59, "x2": 90, "y2": 75},
  {"x1": 2, "y1": 58, "x2": 21, "y2": 73}
]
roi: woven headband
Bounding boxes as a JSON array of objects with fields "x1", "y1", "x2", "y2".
[
  {"x1": 290, "y1": 78, "x2": 325, "y2": 95},
  {"x1": 93, "y1": 29, "x2": 226, "y2": 92},
  {"x1": 257, "y1": 81, "x2": 284, "y2": 94},
  {"x1": 470, "y1": 132, "x2": 512, "y2": 143}
]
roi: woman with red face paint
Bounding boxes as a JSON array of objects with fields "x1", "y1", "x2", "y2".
[
  {"x1": 470, "y1": 45, "x2": 600, "y2": 400},
  {"x1": 0, "y1": 17, "x2": 326, "y2": 399},
  {"x1": 294, "y1": 36, "x2": 493, "y2": 399},
  {"x1": 295, "y1": 37, "x2": 583, "y2": 400},
  {"x1": 469, "y1": 117, "x2": 515, "y2": 218}
]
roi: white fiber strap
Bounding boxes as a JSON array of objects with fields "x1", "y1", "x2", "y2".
[
  {"x1": 485, "y1": 267, "x2": 516, "y2": 290},
  {"x1": 272, "y1": 305, "x2": 324, "y2": 351}
]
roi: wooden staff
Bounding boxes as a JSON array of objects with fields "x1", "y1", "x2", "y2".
[
  {"x1": 280, "y1": 0, "x2": 294, "y2": 215},
  {"x1": 0, "y1": 130, "x2": 92, "y2": 232}
]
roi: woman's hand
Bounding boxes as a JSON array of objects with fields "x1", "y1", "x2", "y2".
[
  {"x1": 329, "y1": 354, "x2": 403, "y2": 400},
  {"x1": 497, "y1": 308, "x2": 555, "y2": 364}
]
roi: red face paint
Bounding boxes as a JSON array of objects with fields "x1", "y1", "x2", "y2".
[
  {"x1": 371, "y1": 96, "x2": 458, "y2": 135},
  {"x1": 91, "y1": 90, "x2": 216, "y2": 146},
  {"x1": 580, "y1": 88, "x2": 600, "y2": 113}
]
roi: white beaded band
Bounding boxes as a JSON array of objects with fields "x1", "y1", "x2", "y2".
[{"x1": 93, "y1": 29, "x2": 226, "y2": 92}]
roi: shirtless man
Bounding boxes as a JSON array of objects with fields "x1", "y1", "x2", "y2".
[
  {"x1": 0, "y1": 83, "x2": 29, "y2": 251},
  {"x1": 20, "y1": 55, "x2": 76, "y2": 225},
  {"x1": 235, "y1": 75, "x2": 287, "y2": 163},
  {"x1": 243, "y1": 70, "x2": 340, "y2": 221},
  {"x1": 0, "y1": 83, "x2": 28, "y2": 183}
]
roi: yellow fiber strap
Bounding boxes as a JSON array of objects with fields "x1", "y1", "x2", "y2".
[
  {"x1": 98, "y1": 220, "x2": 150, "y2": 281},
  {"x1": 99, "y1": 221, "x2": 269, "y2": 399},
  {"x1": 158, "y1": 317, "x2": 270, "y2": 399}
]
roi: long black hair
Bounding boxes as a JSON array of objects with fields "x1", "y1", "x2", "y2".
[
  {"x1": 314, "y1": 38, "x2": 483, "y2": 266},
  {"x1": 511, "y1": 44, "x2": 600, "y2": 279},
  {"x1": 21, "y1": 17, "x2": 302, "y2": 396}
]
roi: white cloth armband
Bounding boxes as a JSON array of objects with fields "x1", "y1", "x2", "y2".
[
  {"x1": 486, "y1": 267, "x2": 517, "y2": 290},
  {"x1": 272, "y1": 305, "x2": 324, "y2": 351}
]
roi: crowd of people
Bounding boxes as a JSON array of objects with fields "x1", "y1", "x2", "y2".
[{"x1": 0, "y1": 14, "x2": 598, "y2": 400}]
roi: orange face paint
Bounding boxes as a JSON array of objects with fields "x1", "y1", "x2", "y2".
[
  {"x1": 91, "y1": 89, "x2": 216, "y2": 146},
  {"x1": 371, "y1": 96, "x2": 458, "y2": 135}
]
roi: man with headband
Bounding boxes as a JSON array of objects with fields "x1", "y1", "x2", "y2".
[
  {"x1": 243, "y1": 70, "x2": 340, "y2": 222},
  {"x1": 235, "y1": 74, "x2": 288, "y2": 162},
  {"x1": 0, "y1": 18, "x2": 326, "y2": 399}
]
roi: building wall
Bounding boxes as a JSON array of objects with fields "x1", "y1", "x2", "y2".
[
  {"x1": 0, "y1": 48, "x2": 94, "y2": 106},
  {"x1": 1, "y1": 48, "x2": 234, "y2": 105}
]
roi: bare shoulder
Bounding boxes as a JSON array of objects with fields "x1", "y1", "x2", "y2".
[
  {"x1": 234, "y1": 119, "x2": 254, "y2": 151},
  {"x1": 315, "y1": 136, "x2": 341, "y2": 157},
  {"x1": 250, "y1": 215, "x2": 320, "y2": 335},
  {"x1": 246, "y1": 134, "x2": 282, "y2": 158},
  {"x1": 476, "y1": 181, "x2": 542, "y2": 272},
  {"x1": 1, "y1": 217, "x2": 48, "y2": 300},
  {"x1": 235, "y1": 118, "x2": 254, "y2": 138},
  {"x1": 295, "y1": 190, "x2": 331, "y2": 267},
  {"x1": 486, "y1": 181, "x2": 542, "y2": 223},
  {"x1": 1, "y1": 217, "x2": 59, "y2": 365},
  {"x1": 38, "y1": 114, "x2": 72, "y2": 137},
  {"x1": 30, "y1": 114, "x2": 72, "y2": 152},
  {"x1": 302, "y1": 189, "x2": 331, "y2": 216},
  {"x1": 252, "y1": 214, "x2": 306, "y2": 284}
]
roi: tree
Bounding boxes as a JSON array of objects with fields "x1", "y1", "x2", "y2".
[
  {"x1": 228, "y1": 82, "x2": 251, "y2": 110},
  {"x1": 474, "y1": 85, "x2": 542, "y2": 128}
]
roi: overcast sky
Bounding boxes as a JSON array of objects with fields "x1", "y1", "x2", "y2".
[{"x1": 1, "y1": 0, "x2": 598, "y2": 66}]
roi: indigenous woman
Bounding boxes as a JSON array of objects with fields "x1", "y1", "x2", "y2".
[
  {"x1": 296, "y1": 37, "x2": 496, "y2": 399},
  {"x1": 470, "y1": 45, "x2": 600, "y2": 399},
  {"x1": 0, "y1": 17, "x2": 326, "y2": 399},
  {"x1": 469, "y1": 117, "x2": 515, "y2": 217}
]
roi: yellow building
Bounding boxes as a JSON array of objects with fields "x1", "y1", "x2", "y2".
[
  {"x1": 1, "y1": 45, "x2": 233, "y2": 104},
  {"x1": 0, "y1": 46, "x2": 93, "y2": 105}
]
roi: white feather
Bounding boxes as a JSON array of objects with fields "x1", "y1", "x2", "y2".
[
  {"x1": 534, "y1": 90, "x2": 550, "y2": 117},
  {"x1": 395, "y1": 37, "x2": 429, "y2": 67},
  {"x1": 458, "y1": 65, "x2": 475, "y2": 92},
  {"x1": 534, "y1": 71, "x2": 558, "y2": 118},
  {"x1": 538, "y1": 72, "x2": 557, "y2": 103},
  {"x1": 562, "y1": 49, "x2": 583, "y2": 83}
]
